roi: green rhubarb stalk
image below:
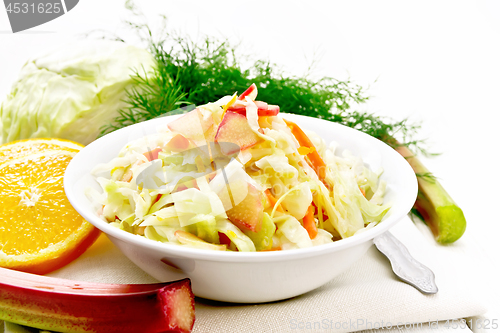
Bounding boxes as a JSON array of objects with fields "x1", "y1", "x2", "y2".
[
  {"x1": 395, "y1": 145, "x2": 466, "y2": 244},
  {"x1": 0, "y1": 267, "x2": 195, "y2": 333}
]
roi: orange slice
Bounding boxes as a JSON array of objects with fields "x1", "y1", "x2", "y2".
[
  {"x1": 0, "y1": 146, "x2": 100, "y2": 274},
  {"x1": 0, "y1": 138, "x2": 83, "y2": 164}
]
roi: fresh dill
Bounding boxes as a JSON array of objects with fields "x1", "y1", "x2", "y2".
[{"x1": 415, "y1": 172, "x2": 438, "y2": 183}]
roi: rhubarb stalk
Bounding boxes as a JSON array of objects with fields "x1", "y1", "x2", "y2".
[
  {"x1": 395, "y1": 145, "x2": 466, "y2": 244},
  {"x1": 0, "y1": 267, "x2": 195, "y2": 333}
]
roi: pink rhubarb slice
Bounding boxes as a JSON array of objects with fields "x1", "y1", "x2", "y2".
[
  {"x1": 214, "y1": 111, "x2": 261, "y2": 155},
  {"x1": 218, "y1": 182, "x2": 264, "y2": 232},
  {"x1": 227, "y1": 101, "x2": 280, "y2": 117},
  {"x1": 167, "y1": 108, "x2": 214, "y2": 142}
]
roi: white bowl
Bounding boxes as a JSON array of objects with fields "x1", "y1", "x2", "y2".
[{"x1": 64, "y1": 113, "x2": 418, "y2": 303}]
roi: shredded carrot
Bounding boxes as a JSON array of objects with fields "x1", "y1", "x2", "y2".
[
  {"x1": 265, "y1": 189, "x2": 283, "y2": 212},
  {"x1": 120, "y1": 159, "x2": 146, "y2": 182},
  {"x1": 359, "y1": 187, "x2": 366, "y2": 197},
  {"x1": 259, "y1": 246, "x2": 282, "y2": 252},
  {"x1": 120, "y1": 168, "x2": 133, "y2": 182},
  {"x1": 283, "y1": 119, "x2": 328, "y2": 186},
  {"x1": 302, "y1": 204, "x2": 318, "y2": 239},
  {"x1": 265, "y1": 189, "x2": 278, "y2": 205}
]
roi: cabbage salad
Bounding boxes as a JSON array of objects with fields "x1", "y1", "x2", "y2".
[{"x1": 89, "y1": 84, "x2": 390, "y2": 252}]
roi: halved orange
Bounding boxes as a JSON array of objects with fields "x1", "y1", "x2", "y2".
[{"x1": 0, "y1": 141, "x2": 100, "y2": 274}]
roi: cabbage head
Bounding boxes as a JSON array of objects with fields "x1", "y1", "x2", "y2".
[{"x1": 0, "y1": 40, "x2": 155, "y2": 145}]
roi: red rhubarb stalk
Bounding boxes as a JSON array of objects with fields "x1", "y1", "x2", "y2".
[{"x1": 0, "y1": 267, "x2": 195, "y2": 333}]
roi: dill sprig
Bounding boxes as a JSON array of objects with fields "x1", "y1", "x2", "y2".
[{"x1": 100, "y1": 50, "x2": 190, "y2": 135}]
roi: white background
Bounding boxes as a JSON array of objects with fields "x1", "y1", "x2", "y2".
[{"x1": 1, "y1": 0, "x2": 499, "y2": 323}]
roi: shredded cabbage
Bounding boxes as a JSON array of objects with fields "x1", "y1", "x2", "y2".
[{"x1": 90, "y1": 86, "x2": 391, "y2": 252}]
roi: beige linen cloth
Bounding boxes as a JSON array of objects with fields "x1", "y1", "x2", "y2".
[{"x1": 1, "y1": 217, "x2": 486, "y2": 333}]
